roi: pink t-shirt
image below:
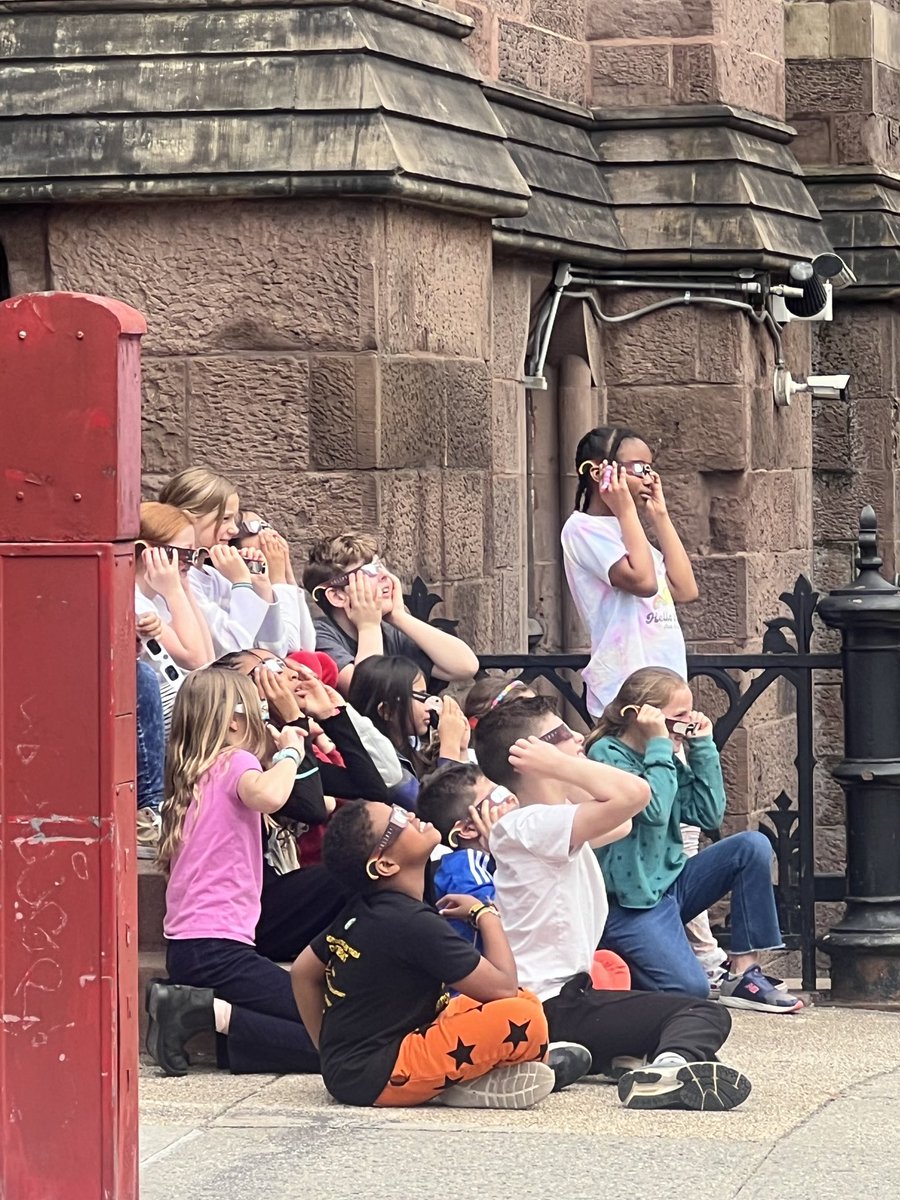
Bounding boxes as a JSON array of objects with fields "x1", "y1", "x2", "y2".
[{"x1": 164, "y1": 748, "x2": 264, "y2": 945}]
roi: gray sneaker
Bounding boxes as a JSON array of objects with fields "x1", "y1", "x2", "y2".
[
  {"x1": 617, "y1": 1061, "x2": 752, "y2": 1111},
  {"x1": 436, "y1": 1061, "x2": 555, "y2": 1109}
]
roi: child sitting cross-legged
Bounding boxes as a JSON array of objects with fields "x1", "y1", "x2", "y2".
[{"x1": 291, "y1": 801, "x2": 592, "y2": 1109}]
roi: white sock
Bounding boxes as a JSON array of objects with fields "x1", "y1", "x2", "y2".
[
  {"x1": 651, "y1": 1052, "x2": 688, "y2": 1069},
  {"x1": 213, "y1": 998, "x2": 232, "y2": 1035}
]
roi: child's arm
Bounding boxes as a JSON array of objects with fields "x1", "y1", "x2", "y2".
[
  {"x1": 437, "y1": 896, "x2": 518, "y2": 1001},
  {"x1": 383, "y1": 574, "x2": 479, "y2": 682},
  {"x1": 291, "y1": 946, "x2": 327, "y2": 1049},
  {"x1": 603, "y1": 466, "x2": 658, "y2": 597},
  {"x1": 237, "y1": 726, "x2": 309, "y2": 815},
  {"x1": 643, "y1": 473, "x2": 699, "y2": 602},
  {"x1": 141, "y1": 549, "x2": 211, "y2": 669},
  {"x1": 335, "y1": 572, "x2": 387, "y2": 693},
  {"x1": 587, "y1": 715, "x2": 680, "y2": 828},
  {"x1": 507, "y1": 739, "x2": 651, "y2": 850},
  {"x1": 680, "y1": 714, "x2": 726, "y2": 828}
]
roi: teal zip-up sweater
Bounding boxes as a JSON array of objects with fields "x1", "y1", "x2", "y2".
[{"x1": 587, "y1": 735, "x2": 726, "y2": 909}]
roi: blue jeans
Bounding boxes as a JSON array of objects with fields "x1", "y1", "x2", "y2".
[
  {"x1": 136, "y1": 660, "x2": 165, "y2": 811},
  {"x1": 600, "y1": 831, "x2": 784, "y2": 997}
]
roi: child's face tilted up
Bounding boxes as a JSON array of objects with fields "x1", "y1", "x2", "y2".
[{"x1": 365, "y1": 801, "x2": 442, "y2": 883}]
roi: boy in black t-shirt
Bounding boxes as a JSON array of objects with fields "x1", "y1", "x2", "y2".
[{"x1": 292, "y1": 801, "x2": 590, "y2": 1108}]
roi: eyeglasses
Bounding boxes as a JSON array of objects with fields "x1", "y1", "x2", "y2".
[
  {"x1": 365, "y1": 805, "x2": 409, "y2": 880},
  {"x1": 617, "y1": 461, "x2": 654, "y2": 478},
  {"x1": 246, "y1": 650, "x2": 287, "y2": 675},
  {"x1": 411, "y1": 689, "x2": 430, "y2": 703},
  {"x1": 665, "y1": 717, "x2": 697, "y2": 737},
  {"x1": 539, "y1": 723, "x2": 575, "y2": 745},
  {"x1": 237, "y1": 518, "x2": 271, "y2": 537},
  {"x1": 476, "y1": 784, "x2": 515, "y2": 810},
  {"x1": 314, "y1": 557, "x2": 385, "y2": 598}
]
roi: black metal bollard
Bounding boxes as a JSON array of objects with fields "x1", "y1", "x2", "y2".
[{"x1": 817, "y1": 506, "x2": 900, "y2": 1005}]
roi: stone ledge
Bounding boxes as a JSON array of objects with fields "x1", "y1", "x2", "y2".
[{"x1": 806, "y1": 167, "x2": 900, "y2": 299}]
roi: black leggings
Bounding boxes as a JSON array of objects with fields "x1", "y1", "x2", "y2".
[{"x1": 542, "y1": 973, "x2": 732, "y2": 1074}]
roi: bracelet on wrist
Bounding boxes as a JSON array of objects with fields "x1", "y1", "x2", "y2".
[
  {"x1": 272, "y1": 747, "x2": 302, "y2": 768},
  {"x1": 468, "y1": 902, "x2": 499, "y2": 929}
]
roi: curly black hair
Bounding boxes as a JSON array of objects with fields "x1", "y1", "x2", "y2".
[{"x1": 322, "y1": 801, "x2": 379, "y2": 894}]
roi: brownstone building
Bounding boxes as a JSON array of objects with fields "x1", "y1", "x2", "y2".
[{"x1": 1, "y1": 0, "x2": 898, "y2": 870}]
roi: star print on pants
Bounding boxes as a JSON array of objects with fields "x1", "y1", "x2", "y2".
[
  {"x1": 503, "y1": 1019, "x2": 531, "y2": 1049},
  {"x1": 434, "y1": 1073, "x2": 464, "y2": 1092},
  {"x1": 446, "y1": 1037, "x2": 476, "y2": 1069}
]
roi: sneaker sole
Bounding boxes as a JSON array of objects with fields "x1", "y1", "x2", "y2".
[
  {"x1": 438, "y1": 1062, "x2": 555, "y2": 1110},
  {"x1": 618, "y1": 1062, "x2": 751, "y2": 1111},
  {"x1": 719, "y1": 995, "x2": 804, "y2": 1014}
]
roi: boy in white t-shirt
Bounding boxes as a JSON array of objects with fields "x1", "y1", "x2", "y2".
[{"x1": 474, "y1": 696, "x2": 753, "y2": 1112}]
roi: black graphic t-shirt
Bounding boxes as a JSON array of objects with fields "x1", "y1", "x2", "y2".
[{"x1": 310, "y1": 889, "x2": 480, "y2": 1105}]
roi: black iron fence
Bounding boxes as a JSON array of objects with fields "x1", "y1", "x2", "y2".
[{"x1": 410, "y1": 575, "x2": 843, "y2": 992}]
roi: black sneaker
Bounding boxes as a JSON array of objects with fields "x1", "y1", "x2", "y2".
[
  {"x1": 617, "y1": 1061, "x2": 752, "y2": 1111},
  {"x1": 546, "y1": 1042, "x2": 592, "y2": 1092},
  {"x1": 145, "y1": 978, "x2": 215, "y2": 1077}
]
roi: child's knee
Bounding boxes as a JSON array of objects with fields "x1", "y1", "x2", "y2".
[{"x1": 737, "y1": 830, "x2": 774, "y2": 870}]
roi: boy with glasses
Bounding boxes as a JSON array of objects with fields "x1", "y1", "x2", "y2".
[
  {"x1": 473, "y1": 696, "x2": 754, "y2": 1112},
  {"x1": 291, "y1": 799, "x2": 590, "y2": 1109},
  {"x1": 302, "y1": 533, "x2": 479, "y2": 694}
]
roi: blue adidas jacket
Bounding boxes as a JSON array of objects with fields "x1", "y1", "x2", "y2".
[{"x1": 432, "y1": 848, "x2": 496, "y2": 944}]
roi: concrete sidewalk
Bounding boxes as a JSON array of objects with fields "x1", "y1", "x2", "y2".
[{"x1": 140, "y1": 1006, "x2": 900, "y2": 1200}]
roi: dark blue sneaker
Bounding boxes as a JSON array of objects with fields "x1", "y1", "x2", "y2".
[{"x1": 719, "y1": 965, "x2": 803, "y2": 1013}]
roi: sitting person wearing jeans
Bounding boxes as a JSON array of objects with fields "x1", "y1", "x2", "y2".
[
  {"x1": 586, "y1": 666, "x2": 802, "y2": 1013},
  {"x1": 303, "y1": 532, "x2": 478, "y2": 694}
]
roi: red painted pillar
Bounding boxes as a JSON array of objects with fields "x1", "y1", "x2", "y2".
[{"x1": 0, "y1": 293, "x2": 145, "y2": 1200}]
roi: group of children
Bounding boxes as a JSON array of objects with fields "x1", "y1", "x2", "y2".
[{"x1": 144, "y1": 425, "x2": 801, "y2": 1117}]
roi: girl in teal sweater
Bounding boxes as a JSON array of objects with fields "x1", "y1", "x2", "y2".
[{"x1": 586, "y1": 667, "x2": 802, "y2": 1013}]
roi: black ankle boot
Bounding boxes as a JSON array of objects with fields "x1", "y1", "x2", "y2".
[{"x1": 146, "y1": 979, "x2": 215, "y2": 1077}]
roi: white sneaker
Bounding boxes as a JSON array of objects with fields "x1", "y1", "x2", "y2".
[
  {"x1": 617, "y1": 1061, "x2": 752, "y2": 1111},
  {"x1": 136, "y1": 808, "x2": 162, "y2": 860},
  {"x1": 436, "y1": 1061, "x2": 555, "y2": 1109}
]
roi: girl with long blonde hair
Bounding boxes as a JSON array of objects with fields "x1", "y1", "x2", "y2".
[
  {"x1": 586, "y1": 666, "x2": 802, "y2": 1013},
  {"x1": 159, "y1": 466, "x2": 300, "y2": 658},
  {"x1": 145, "y1": 667, "x2": 320, "y2": 1078}
]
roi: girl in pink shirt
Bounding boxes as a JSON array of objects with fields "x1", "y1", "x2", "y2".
[{"x1": 145, "y1": 667, "x2": 320, "y2": 1077}]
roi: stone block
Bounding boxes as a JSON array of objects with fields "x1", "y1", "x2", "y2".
[
  {"x1": 748, "y1": 713, "x2": 798, "y2": 815},
  {"x1": 830, "y1": 0, "x2": 875, "y2": 61},
  {"x1": 381, "y1": 207, "x2": 491, "y2": 359},
  {"x1": 694, "y1": 311, "x2": 749, "y2": 384},
  {"x1": 607, "y1": 384, "x2": 749, "y2": 472},
  {"x1": 751, "y1": 381, "x2": 812, "y2": 473},
  {"x1": 498, "y1": 19, "x2": 588, "y2": 104},
  {"x1": 188, "y1": 356, "x2": 309, "y2": 473},
  {"x1": 308, "y1": 353, "x2": 378, "y2": 471},
  {"x1": 442, "y1": 470, "x2": 487, "y2": 579},
  {"x1": 814, "y1": 681, "x2": 844, "y2": 757},
  {"x1": 745, "y1": 549, "x2": 814, "y2": 642},
  {"x1": 443, "y1": 577, "x2": 494, "y2": 653},
  {"x1": 656, "y1": 471, "x2": 710, "y2": 554},
  {"x1": 590, "y1": 43, "x2": 671, "y2": 107},
  {"x1": 813, "y1": 468, "x2": 893, "y2": 542},
  {"x1": 530, "y1": 0, "x2": 585, "y2": 41},
  {"x1": 815, "y1": 824, "x2": 847, "y2": 872},
  {"x1": 833, "y1": 112, "x2": 894, "y2": 168},
  {"x1": 246, "y1": 468, "x2": 378, "y2": 550},
  {"x1": 0, "y1": 208, "x2": 49, "y2": 292},
  {"x1": 815, "y1": 757, "x2": 846, "y2": 826},
  {"x1": 491, "y1": 379, "x2": 527, "y2": 475},
  {"x1": 873, "y1": 1, "x2": 900, "y2": 72},
  {"x1": 48, "y1": 200, "x2": 378, "y2": 356},
  {"x1": 379, "y1": 358, "x2": 446, "y2": 469},
  {"x1": 445, "y1": 359, "x2": 493, "y2": 469},
  {"x1": 722, "y1": 0, "x2": 784, "y2": 61},
  {"x1": 492, "y1": 473, "x2": 525, "y2": 570},
  {"x1": 672, "y1": 43, "x2": 716, "y2": 106},
  {"x1": 716, "y1": 45, "x2": 785, "y2": 120},
  {"x1": 532, "y1": 559, "x2": 563, "y2": 650},
  {"x1": 706, "y1": 468, "x2": 811, "y2": 554},
  {"x1": 493, "y1": 566, "x2": 527, "y2": 652},
  {"x1": 491, "y1": 258, "x2": 532, "y2": 381},
  {"x1": 786, "y1": 57, "x2": 874, "y2": 117},
  {"x1": 455, "y1": 1, "x2": 495, "y2": 78},
  {"x1": 680, "y1": 554, "x2": 748, "y2": 643},
  {"x1": 141, "y1": 357, "x2": 188, "y2": 475},
  {"x1": 790, "y1": 117, "x2": 833, "y2": 166},
  {"x1": 719, "y1": 726, "x2": 751, "y2": 815},
  {"x1": 602, "y1": 304, "x2": 698, "y2": 386},
  {"x1": 813, "y1": 542, "x2": 855, "y2": 592},
  {"x1": 812, "y1": 398, "x2": 850, "y2": 471},
  {"x1": 377, "y1": 469, "x2": 444, "y2": 583},
  {"x1": 586, "y1": 0, "x2": 714, "y2": 41},
  {"x1": 784, "y1": 0, "x2": 830, "y2": 59},
  {"x1": 813, "y1": 309, "x2": 896, "y2": 401}
]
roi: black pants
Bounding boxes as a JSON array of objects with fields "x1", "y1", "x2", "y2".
[
  {"x1": 166, "y1": 937, "x2": 319, "y2": 1075},
  {"x1": 255, "y1": 865, "x2": 346, "y2": 963},
  {"x1": 542, "y1": 973, "x2": 732, "y2": 1074}
]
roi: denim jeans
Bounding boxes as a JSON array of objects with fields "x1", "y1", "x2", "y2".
[
  {"x1": 136, "y1": 660, "x2": 165, "y2": 812},
  {"x1": 600, "y1": 831, "x2": 784, "y2": 997}
]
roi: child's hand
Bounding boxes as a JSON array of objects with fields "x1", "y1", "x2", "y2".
[
  {"x1": 466, "y1": 793, "x2": 517, "y2": 852},
  {"x1": 268, "y1": 723, "x2": 307, "y2": 754},
  {"x1": 633, "y1": 704, "x2": 669, "y2": 743},
  {"x1": 686, "y1": 710, "x2": 713, "y2": 739},
  {"x1": 209, "y1": 544, "x2": 253, "y2": 586},
  {"x1": 642, "y1": 470, "x2": 669, "y2": 525},
  {"x1": 438, "y1": 695, "x2": 470, "y2": 760},
  {"x1": 259, "y1": 530, "x2": 288, "y2": 585},
  {"x1": 382, "y1": 572, "x2": 406, "y2": 623},
  {"x1": 293, "y1": 665, "x2": 340, "y2": 719},
  {"x1": 345, "y1": 571, "x2": 383, "y2": 630},
  {"x1": 258, "y1": 665, "x2": 302, "y2": 724},
  {"x1": 436, "y1": 894, "x2": 483, "y2": 922},
  {"x1": 507, "y1": 736, "x2": 568, "y2": 777},
  {"x1": 602, "y1": 463, "x2": 638, "y2": 518},
  {"x1": 137, "y1": 610, "x2": 164, "y2": 642},
  {"x1": 143, "y1": 546, "x2": 182, "y2": 598}
]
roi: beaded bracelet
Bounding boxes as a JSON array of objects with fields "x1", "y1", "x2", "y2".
[{"x1": 468, "y1": 902, "x2": 499, "y2": 928}]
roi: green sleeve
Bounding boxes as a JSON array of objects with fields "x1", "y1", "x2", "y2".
[{"x1": 679, "y1": 737, "x2": 727, "y2": 829}]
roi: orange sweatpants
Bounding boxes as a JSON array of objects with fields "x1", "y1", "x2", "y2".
[{"x1": 375, "y1": 988, "x2": 548, "y2": 1107}]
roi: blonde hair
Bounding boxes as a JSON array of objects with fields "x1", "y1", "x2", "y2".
[
  {"x1": 157, "y1": 668, "x2": 268, "y2": 873},
  {"x1": 139, "y1": 501, "x2": 192, "y2": 547},
  {"x1": 158, "y1": 467, "x2": 236, "y2": 533},
  {"x1": 585, "y1": 666, "x2": 688, "y2": 752}
]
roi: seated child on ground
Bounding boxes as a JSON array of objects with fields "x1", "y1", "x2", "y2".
[{"x1": 291, "y1": 801, "x2": 591, "y2": 1109}]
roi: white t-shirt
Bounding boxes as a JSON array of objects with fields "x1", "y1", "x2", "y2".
[
  {"x1": 561, "y1": 510, "x2": 686, "y2": 716},
  {"x1": 490, "y1": 803, "x2": 608, "y2": 1002},
  {"x1": 134, "y1": 585, "x2": 172, "y2": 624}
]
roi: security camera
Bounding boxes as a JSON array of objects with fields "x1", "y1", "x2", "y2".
[{"x1": 807, "y1": 374, "x2": 850, "y2": 401}]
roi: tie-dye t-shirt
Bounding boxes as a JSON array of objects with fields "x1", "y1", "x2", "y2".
[{"x1": 561, "y1": 511, "x2": 686, "y2": 717}]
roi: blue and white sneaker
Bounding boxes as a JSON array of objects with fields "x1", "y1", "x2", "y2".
[{"x1": 719, "y1": 965, "x2": 803, "y2": 1013}]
